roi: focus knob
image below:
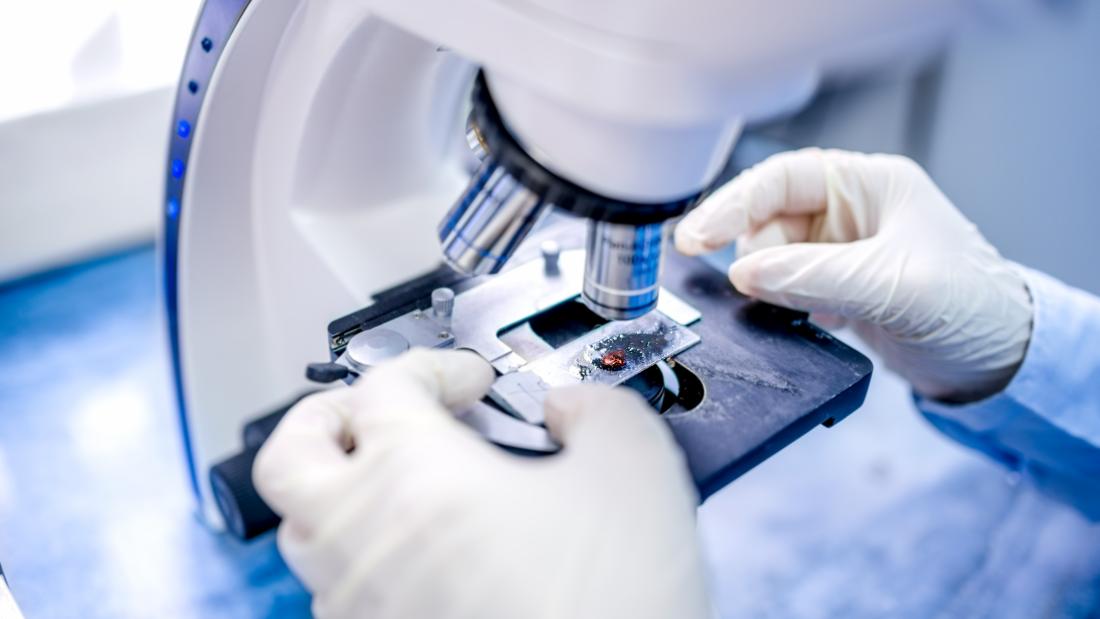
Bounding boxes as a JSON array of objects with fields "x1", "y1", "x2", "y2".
[{"x1": 210, "y1": 446, "x2": 280, "y2": 540}]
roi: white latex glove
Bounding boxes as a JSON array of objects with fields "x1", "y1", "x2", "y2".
[
  {"x1": 253, "y1": 348, "x2": 711, "y2": 619},
  {"x1": 676, "y1": 147, "x2": 1032, "y2": 403}
]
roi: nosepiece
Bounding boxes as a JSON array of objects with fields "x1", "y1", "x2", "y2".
[{"x1": 439, "y1": 72, "x2": 698, "y2": 316}]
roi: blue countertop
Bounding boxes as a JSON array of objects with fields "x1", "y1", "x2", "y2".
[
  {"x1": 1, "y1": 247, "x2": 1098, "y2": 618},
  {"x1": 0, "y1": 248, "x2": 308, "y2": 618}
]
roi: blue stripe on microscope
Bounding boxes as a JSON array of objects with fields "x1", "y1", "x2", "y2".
[{"x1": 163, "y1": 0, "x2": 255, "y2": 505}]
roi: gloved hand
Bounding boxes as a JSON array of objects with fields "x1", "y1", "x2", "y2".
[
  {"x1": 675, "y1": 147, "x2": 1032, "y2": 403},
  {"x1": 253, "y1": 348, "x2": 711, "y2": 619}
]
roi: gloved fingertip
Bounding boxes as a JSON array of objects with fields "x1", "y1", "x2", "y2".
[
  {"x1": 809, "y1": 312, "x2": 848, "y2": 330},
  {"x1": 543, "y1": 384, "x2": 663, "y2": 450},
  {"x1": 729, "y1": 242, "x2": 871, "y2": 319},
  {"x1": 675, "y1": 194, "x2": 751, "y2": 256},
  {"x1": 432, "y1": 349, "x2": 496, "y2": 409},
  {"x1": 543, "y1": 385, "x2": 645, "y2": 444},
  {"x1": 542, "y1": 385, "x2": 599, "y2": 443},
  {"x1": 672, "y1": 220, "x2": 714, "y2": 256},
  {"x1": 727, "y1": 258, "x2": 761, "y2": 297},
  {"x1": 728, "y1": 253, "x2": 798, "y2": 309},
  {"x1": 359, "y1": 348, "x2": 495, "y2": 413},
  {"x1": 447, "y1": 348, "x2": 495, "y2": 379}
]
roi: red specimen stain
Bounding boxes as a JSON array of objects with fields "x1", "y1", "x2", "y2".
[{"x1": 597, "y1": 349, "x2": 627, "y2": 371}]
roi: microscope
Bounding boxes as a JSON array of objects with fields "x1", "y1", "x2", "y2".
[{"x1": 164, "y1": 0, "x2": 962, "y2": 538}]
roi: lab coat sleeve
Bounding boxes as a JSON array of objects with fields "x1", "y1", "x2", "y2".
[{"x1": 914, "y1": 266, "x2": 1100, "y2": 520}]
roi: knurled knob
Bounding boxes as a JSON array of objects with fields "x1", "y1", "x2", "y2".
[{"x1": 431, "y1": 287, "x2": 455, "y2": 321}]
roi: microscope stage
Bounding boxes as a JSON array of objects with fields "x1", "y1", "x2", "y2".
[{"x1": 325, "y1": 222, "x2": 873, "y2": 501}]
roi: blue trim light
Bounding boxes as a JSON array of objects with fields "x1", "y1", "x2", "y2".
[{"x1": 165, "y1": 0, "x2": 254, "y2": 508}]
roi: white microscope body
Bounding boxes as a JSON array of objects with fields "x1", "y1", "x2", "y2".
[{"x1": 170, "y1": 0, "x2": 962, "y2": 527}]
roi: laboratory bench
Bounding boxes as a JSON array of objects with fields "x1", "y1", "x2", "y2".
[{"x1": 0, "y1": 247, "x2": 1098, "y2": 618}]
